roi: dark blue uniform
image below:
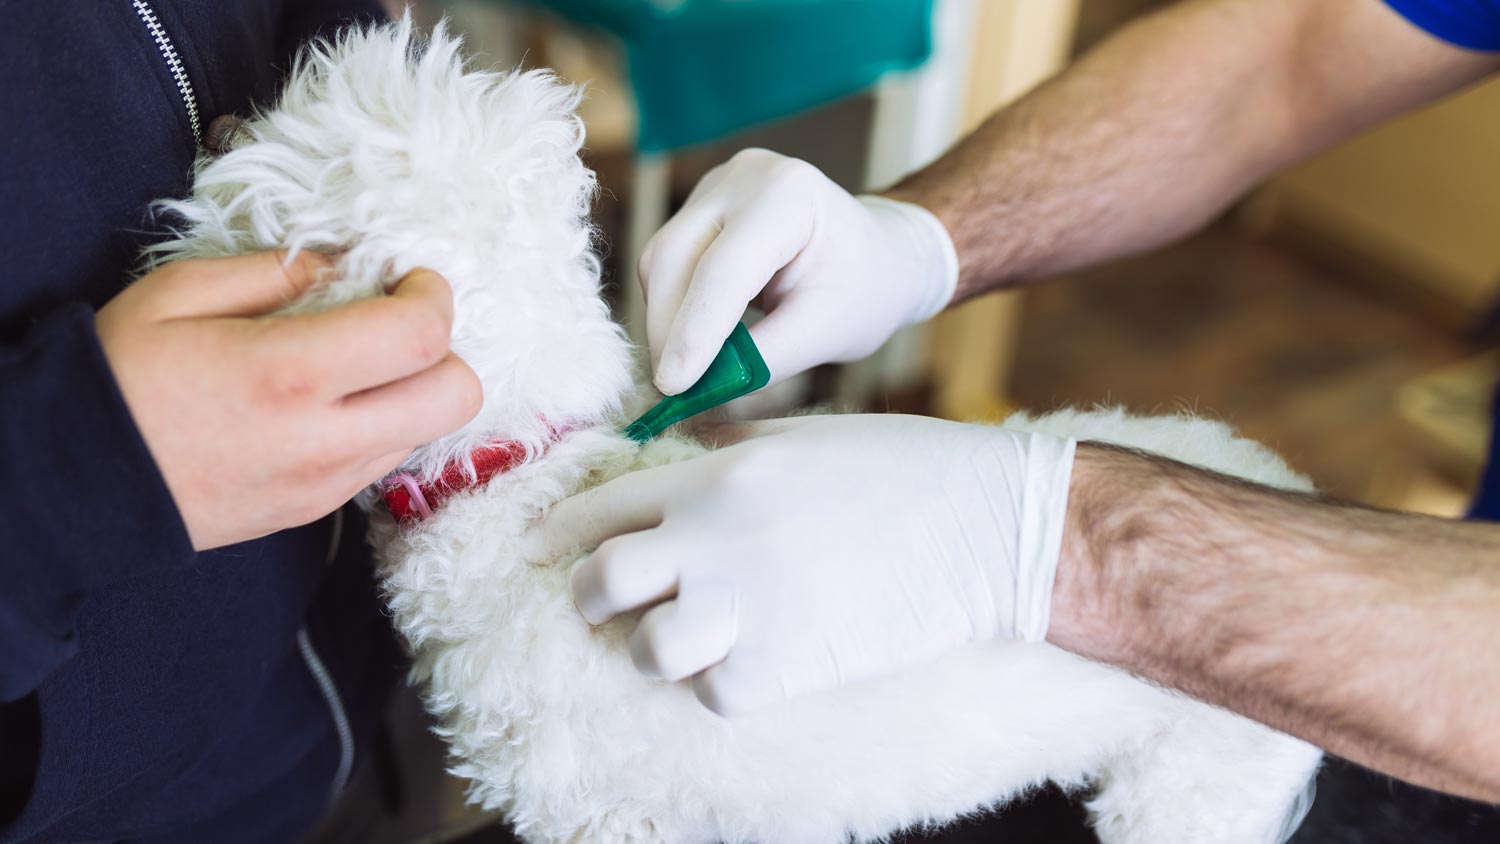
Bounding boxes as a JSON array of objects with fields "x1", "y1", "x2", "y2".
[
  {"x1": 1386, "y1": 0, "x2": 1500, "y2": 51},
  {"x1": 0, "y1": 3, "x2": 400, "y2": 842}
]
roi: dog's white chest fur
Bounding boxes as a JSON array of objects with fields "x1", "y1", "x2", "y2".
[{"x1": 150, "y1": 19, "x2": 1320, "y2": 844}]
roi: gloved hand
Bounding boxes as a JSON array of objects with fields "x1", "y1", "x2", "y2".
[
  {"x1": 640, "y1": 148, "x2": 959, "y2": 395},
  {"x1": 526, "y1": 414, "x2": 1076, "y2": 716}
]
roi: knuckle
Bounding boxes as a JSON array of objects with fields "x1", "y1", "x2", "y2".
[
  {"x1": 289, "y1": 250, "x2": 335, "y2": 288},
  {"x1": 263, "y1": 252, "x2": 307, "y2": 301},
  {"x1": 637, "y1": 239, "x2": 660, "y2": 287},
  {"x1": 587, "y1": 540, "x2": 635, "y2": 602},
  {"x1": 256, "y1": 362, "x2": 323, "y2": 405},
  {"x1": 691, "y1": 670, "x2": 738, "y2": 717},
  {"x1": 730, "y1": 147, "x2": 777, "y2": 169},
  {"x1": 690, "y1": 244, "x2": 733, "y2": 280},
  {"x1": 450, "y1": 364, "x2": 485, "y2": 420},
  {"x1": 642, "y1": 215, "x2": 693, "y2": 255},
  {"x1": 694, "y1": 661, "x2": 777, "y2": 717},
  {"x1": 292, "y1": 248, "x2": 334, "y2": 273},
  {"x1": 769, "y1": 156, "x2": 821, "y2": 188},
  {"x1": 628, "y1": 622, "x2": 671, "y2": 677},
  {"x1": 400, "y1": 306, "x2": 451, "y2": 366}
]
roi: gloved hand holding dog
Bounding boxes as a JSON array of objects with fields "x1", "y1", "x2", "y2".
[
  {"x1": 529, "y1": 414, "x2": 1076, "y2": 716},
  {"x1": 640, "y1": 148, "x2": 959, "y2": 395}
]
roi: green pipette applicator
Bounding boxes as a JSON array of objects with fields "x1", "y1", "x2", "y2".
[{"x1": 624, "y1": 322, "x2": 770, "y2": 443}]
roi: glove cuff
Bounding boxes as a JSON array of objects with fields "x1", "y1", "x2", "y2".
[
  {"x1": 1012, "y1": 433, "x2": 1077, "y2": 643},
  {"x1": 856, "y1": 195, "x2": 960, "y2": 324}
]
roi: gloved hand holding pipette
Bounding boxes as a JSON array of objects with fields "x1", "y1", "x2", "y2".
[{"x1": 639, "y1": 148, "x2": 958, "y2": 395}]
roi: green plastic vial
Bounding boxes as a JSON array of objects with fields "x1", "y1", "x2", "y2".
[{"x1": 624, "y1": 322, "x2": 771, "y2": 443}]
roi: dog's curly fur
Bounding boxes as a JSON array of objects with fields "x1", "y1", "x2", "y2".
[{"x1": 148, "y1": 19, "x2": 1322, "y2": 844}]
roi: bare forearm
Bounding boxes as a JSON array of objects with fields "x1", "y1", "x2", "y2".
[
  {"x1": 885, "y1": 0, "x2": 1500, "y2": 301},
  {"x1": 1050, "y1": 443, "x2": 1500, "y2": 801}
]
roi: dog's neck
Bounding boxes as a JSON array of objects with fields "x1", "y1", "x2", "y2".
[{"x1": 380, "y1": 422, "x2": 575, "y2": 524}]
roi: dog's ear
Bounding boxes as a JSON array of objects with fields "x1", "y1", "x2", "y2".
[{"x1": 202, "y1": 114, "x2": 252, "y2": 156}]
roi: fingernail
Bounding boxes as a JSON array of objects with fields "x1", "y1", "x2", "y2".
[{"x1": 392, "y1": 267, "x2": 439, "y2": 293}]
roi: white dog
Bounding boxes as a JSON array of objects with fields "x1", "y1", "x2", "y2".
[{"x1": 148, "y1": 19, "x2": 1322, "y2": 844}]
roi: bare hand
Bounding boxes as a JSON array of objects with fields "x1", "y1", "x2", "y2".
[{"x1": 96, "y1": 251, "x2": 482, "y2": 550}]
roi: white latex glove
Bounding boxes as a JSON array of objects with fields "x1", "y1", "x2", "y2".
[
  {"x1": 526, "y1": 414, "x2": 1076, "y2": 716},
  {"x1": 640, "y1": 149, "x2": 959, "y2": 395}
]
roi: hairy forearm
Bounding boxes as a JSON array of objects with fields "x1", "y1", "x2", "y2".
[
  {"x1": 884, "y1": 0, "x2": 1500, "y2": 301},
  {"x1": 1050, "y1": 443, "x2": 1500, "y2": 801}
]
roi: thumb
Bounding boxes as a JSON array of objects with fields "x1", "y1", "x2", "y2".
[{"x1": 149, "y1": 250, "x2": 336, "y2": 319}]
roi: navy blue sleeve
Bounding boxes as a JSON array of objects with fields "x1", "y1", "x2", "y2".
[
  {"x1": 0, "y1": 306, "x2": 194, "y2": 701},
  {"x1": 1384, "y1": 0, "x2": 1500, "y2": 51}
]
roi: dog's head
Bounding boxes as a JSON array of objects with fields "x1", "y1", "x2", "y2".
[{"x1": 145, "y1": 16, "x2": 633, "y2": 481}]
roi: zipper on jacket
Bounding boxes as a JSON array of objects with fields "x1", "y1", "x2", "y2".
[
  {"x1": 129, "y1": 0, "x2": 354, "y2": 805},
  {"x1": 129, "y1": 0, "x2": 202, "y2": 145}
]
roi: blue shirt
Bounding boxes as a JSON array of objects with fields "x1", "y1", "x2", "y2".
[{"x1": 1385, "y1": 0, "x2": 1500, "y2": 50}]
